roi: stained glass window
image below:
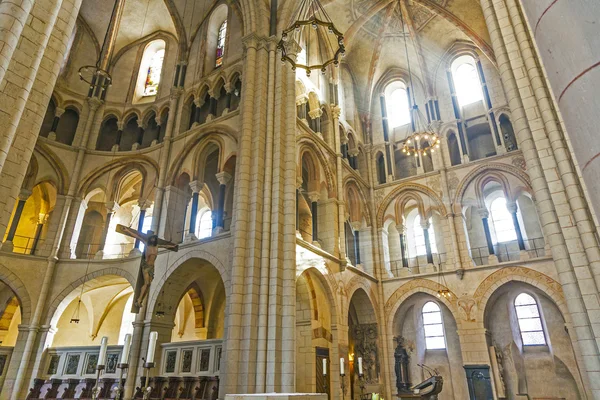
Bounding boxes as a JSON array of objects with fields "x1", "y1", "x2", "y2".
[
  {"x1": 144, "y1": 49, "x2": 165, "y2": 97},
  {"x1": 216, "y1": 20, "x2": 227, "y2": 68},
  {"x1": 515, "y1": 293, "x2": 546, "y2": 346},
  {"x1": 423, "y1": 302, "x2": 446, "y2": 350}
]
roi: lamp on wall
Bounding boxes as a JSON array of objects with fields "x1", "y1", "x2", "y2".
[{"x1": 278, "y1": 0, "x2": 345, "y2": 76}]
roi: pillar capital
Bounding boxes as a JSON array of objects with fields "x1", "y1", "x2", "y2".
[
  {"x1": 137, "y1": 119, "x2": 146, "y2": 129},
  {"x1": 194, "y1": 97, "x2": 205, "y2": 107},
  {"x1": 308, "y1": 108, "x2": 323, "y2": 120},
  {"x1": 170, "y1": 87, "x2": 183, "y2": 100},
  {"x1": 54, "y1": 107, "x2": 66, "y2": 118},
  {"x1": 348, "y1": 149, "x2": 359, "y2": 158},
  {"x1": 189, "y1": 180, "x2": 205, "y2": 194},
  {"x1": 505, "y1": 201, "x2": 518, "y2": 214},
  {"x1": 396, "y1": 223, "x2": 406, "y2": 234},
  {"x1": 351, "y1": 221, "x2": 362, "y2": 232},
  {"x1": 331, "y1": 105, "x2": 341, "y2": 119},
  {"x1": 307, "y1": 191, "x2": 320, "y2": 203},
  {"x1": 296, "y1": 95, "x2": 308, "y2": 106},
  {"x1": 215, "y1": 171, "x2": 232, "y2": 186},
  {"x1": 105, "y1": 201, "x2": 120, "y2": 213},
  {"x1": 87, "y1": 97, "x2": 103, "y2": 111},
  {"x1": 116, "y1": 120, "x2": 125, "y2": 130},
  {"x1": 18, "y1": 189, "x2": 32, "y2": 201},
  {"x1": 138, "y1": 199, "x2": 153, "y2": 211},
  {"x1": 420, "y1": 219, "x2": 431, "y2": 230},
  {"x1": 477, "y1": 207, "x2": 489, "y2": 219}
]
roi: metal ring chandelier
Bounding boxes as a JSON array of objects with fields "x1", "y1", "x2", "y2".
[{"x1": 278, "y1": 0, "x2": 345, "y2": 76}]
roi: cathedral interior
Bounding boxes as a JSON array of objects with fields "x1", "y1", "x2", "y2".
[{"x1": 0, "y1": 0, "x2": 598, "y2": 399}]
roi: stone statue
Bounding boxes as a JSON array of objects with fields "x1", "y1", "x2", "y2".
[{"x1": 116, "y1": 224, "x2": 179, "y2": 312}]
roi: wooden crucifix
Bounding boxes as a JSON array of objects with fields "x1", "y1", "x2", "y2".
[{"x1": 116, "y1": 224, "x2": 179, "y2": 313}]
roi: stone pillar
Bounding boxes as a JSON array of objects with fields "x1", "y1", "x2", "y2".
[
  {"x1": 47, "y1": 108, "x2": 65, "y2": 141},
  {"x1": 352, "y1": 222, "x2": 362, "y2": 266},
  {"x1": 348, "y1": 149, "x2": 359, "y2": 170},
  {"x1": 0, "y1": 0, "x2": 34, "y2": 86},
  {"x1": 96, "y1": 202, "x2": 119, "y2": 259},
  {"x1": 478, "y1": 208, "x2": 497, "y2": 264},
  {"x1": 297, "y1": 96, "x2": 308, "y2": 122},
  {"x1": 308, "y1": 108, "x2": 323, "y2": 136},
  {"x1": 518, "y1": 0, "x2": 600, "y2": 219},
  {"x1": 214, "y1": 172, "x2": 231, "y2": 233},
  {"x1": 132, "y1": 120, "x2": 145, "y2": 150},
  {"x1": 308, "y1": 192, "x2": 319, "y2": 245},
  {"x1": 341, "y1": 136, "x2": 349, "y2": 160},
  {"x1": 224, "y1": 84, "x2": 233, "y2": 113},
  {"x1": 134, "y1": 200, "x2": 152, "y2": 249},
  {"x1": 193, "y1": 97, "x2": 203, "y2": 125},
  {"x1": 113, "y1": 120, "x2": 124, "y2": 151},
  {"x1": 30, "y1": 213, "x2": 48, "y2": 255},
  {"x1": 331, "y1": 106, "x2": 347, "y2": 261},
  {"x1": 186, "y1": 181, "x2": 204, "y2": 240},
  {"x1": 58, "y1": 197, "x2": 86, "y2": 259},
  {"x1": 207, "y1": 93, "x2": 217, "y2": 121},
  {"x1": 421, "y1": 219, "x2": 434, "y2": 265},
  {"x1": 1, "y1": 190, "x2": 31, "y2": 252},
  {"x1": 397, "y1": 224, "x2": 408, "y2": 269},
  {"x1": 506, "y1": 201, "x2": 525, "y2": 251}
]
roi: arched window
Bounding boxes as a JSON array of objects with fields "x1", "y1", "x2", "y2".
[
  {"x1": 451, "y1": 55, "x2": 483, "y2": 107},
  {"x1": 134, "y1": 40, "x2": 166, "y2": 104},
  {"x1": 489, "y1": 197, "x2": 517, "y2": 243},
  {"x1": 197, "y1": 209, "x2": 213, "y2": 239},
  {"x1": 385, "y1": 82, "x2": 411, "y2": 129},
  {"x1": 413, "y1": 214, "x2": 437, "y2": 256},
  {"x1": 515, "y1": 293, "x2": 546, "y2": 346},
  {"x1": 422, "y1": 302, "x2": 446, "y2": 350},
  {"x1": 144, "y1": 49, "x2": 165, "y2": 96},
  {"x1": 215, "y1": 20, "x2": 227, "y2": 68}
]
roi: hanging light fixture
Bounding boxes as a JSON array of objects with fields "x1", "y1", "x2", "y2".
[
  {"x1": 397, "y1": 1, "x2": 440, "y2": 158},
  {"x1": 277, "y1": 0, "x2": 345, "y2": 76},
  {"x1": 78, "y1": 0, "x2": 127, "y2": 97}
]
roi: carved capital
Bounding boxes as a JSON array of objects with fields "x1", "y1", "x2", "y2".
[
  {"x1": 138, "y1": 199, "x2": 153, "y2": 211},
  {"x1": 477, "y1": 207, "x2": 489, "y2": 219},
  {"x1": 505, "y1": 201, "x2": 518, "y2": 214},
  {"x1": 54, "y1": 108, "x2": 66, "y2": 118},
  {"x1": 331, "y1": 105, "x2": 342, "y2": 119},
  {"x1": 307, "y1": 192, "x2": 320, "y2": 203},
  {"x1": 215, "y1": 172, "x2": 232, "y2": 186},
  {"x1": 189, "y1": 180, "x2": 205, "y2": 194},
  {"x1": 105, "y1": 201, "x2": 120, "y2": 213},
  {"x1": 308, "y1": 108, "x2": 323, "y2": 120},
  {"x1": 18, "y1": 189, "x2": 32, "y2": 201}
]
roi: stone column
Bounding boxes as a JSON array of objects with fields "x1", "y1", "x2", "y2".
[
  {"x1": 518, "y1": 0, "x2": 600, "y2": 219},
  {"x1": 308, "y1": 192, "x2": 320, "y2": 245},
  {"x1": 133, "y1": 200, "x2": 152, "y2": 250},
  {"x1": 352, "y1": 222, "x2": 362, "y2": 266},
  {"x1": 30, "y1": 213, "x2": 48, "y2": 255},
  {"x1": 478, "y1": 208, "x2": 498, "y2": 264},
  {"x1": 308, "y1": 108, "x2": 323, "y2": 136},
  {"x1": 0, "y1": 0, "x2": 34, "y2": 86},
  {"x1": 186, "y1": 181, "x2": 204, "y2": 241},
  {"x1": 331, "y1": 106, "x2": 347, "y2": 261},
  {"x1": 207, "y1": 93, "x2": 218, "y2": 121},
  {"x1": 505, "y1": 201, "x2": 525, "y2": 251},
  {"x1": 297, "y1": 96, "x2": 308, "y2": 123},
  {"x1": 95, "y1": 202, "x2": 119, "y2": 259},
  {"x1": 421, "y1": 219, "x2": 434, "y2": 265},
  {"x1": 1, "y1": 190, "x2": 31, "y2": 253},
  {"x1": 397, "y1": 224, "x2": 408, "y2": 269},
  {"x1": 214, "y1": 172, "x2": 231, "y2": 233},
  {"x1": 58, "y1": 197, "x2": 86, "y2": 259},
  {"x1": 151, "y1": 89, "x2": 181, "y2": 233},
  {"x1": 192, "y1": 97, "x2": 203, "y2": 126},
  {"x1": 47, "y1": 108, "x2": 65, "y2": 141},
  {"x1": 112, "y1": 120, "x2": 124, "y2": 151},
  {"x1": 132, "y1": 120, "x2": 145, "y2": 150},
  {"x1": 348, "y1": 149, "x2": 359, "y2": 170}
]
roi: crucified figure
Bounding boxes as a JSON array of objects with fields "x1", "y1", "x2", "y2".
[{"x1": 116, "y1": 224, "x2": 179, "y2": 312}]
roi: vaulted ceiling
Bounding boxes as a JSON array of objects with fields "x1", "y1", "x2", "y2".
[{"x1": 77, "y1": 0, "x2": 493, "y2": 107}]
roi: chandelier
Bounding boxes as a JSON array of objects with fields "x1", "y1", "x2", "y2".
[
  {"x1": 397, "y1": 1, "x2": 439, "y2": 158},
  {"x1": 78, "y1": 0, "x2": 126, "y2": 96},
  {"x1": 278, "y1": 0, "x2": 345, "y2": 76}
]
